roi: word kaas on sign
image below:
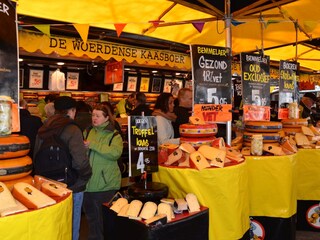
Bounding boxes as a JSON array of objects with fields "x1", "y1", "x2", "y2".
[{"x1": 0, "y1": 2, "x2": 9, "y2": 16}]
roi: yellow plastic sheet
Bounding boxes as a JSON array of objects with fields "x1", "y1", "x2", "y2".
[
  {"x1": 153, "y1": 163, "x2": 250, "y2": 240},
  {"x1": 0, "y1": 193, "x2": 72, "y2": 240},
  {"x1": 296, "y1": 149, "x2": 320, "y2": 200},
  {"x1": 246, "y1": 154, "x2": 297, "y2": 218}
]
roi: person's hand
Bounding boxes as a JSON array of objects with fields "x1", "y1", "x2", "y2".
[{"x1": 84, "y1": 140, "x2": 90, "y2": 148}]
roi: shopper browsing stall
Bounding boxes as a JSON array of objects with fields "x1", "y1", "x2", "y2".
[{"x1": 83, "y1": 103, "x2": 123, "y2": 240}]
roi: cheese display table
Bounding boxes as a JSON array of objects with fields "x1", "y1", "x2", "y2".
[
  {"x1": 0, "y1": 193, "x2": 72, "y2": 240},
  {"x1": 103, "y1": 204, "x2": 209, "y2": 240},
  {"x1": 246, "y1": 154, "x2": 297, "y2": 240},
  {"x1": 296, "y1": 149, "x2": 320, "y2": 232},
  {"x1": 153, "y1": 163, "x2": 250, "y2": 240}
]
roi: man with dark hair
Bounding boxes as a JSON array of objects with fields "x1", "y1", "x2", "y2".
[
  {"x1": 299, "y1": 92, "x2": 318, "y2": 125},
  {"x1": 115, "y1": 92, "x2": 136, "y2": 118},
  {"x1": 172, "y1": 88, "x2": 192, "y2": 138},
  {"x1": 34, "y1": 96, "x2": 92, "y2": 240},
  {"x1": 130, "y1": 92, "x2": 152, "y2": 116}
]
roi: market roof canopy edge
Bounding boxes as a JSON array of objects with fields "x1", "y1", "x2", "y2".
[{"x1": 15, "y1": 0, "x2": 320, "y2": 70}]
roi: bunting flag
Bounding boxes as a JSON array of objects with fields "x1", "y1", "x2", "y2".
[
  {"x1": 263, "y1": 19, "x2": 281, "y2": 28},
  {"x1": 148, "y1": 20, "x2": 164, "y2": 28},
  {"x1": 303, "y1": 20, "x2": 317, "y2": 33},
  {"x1": 192, "y1": 22, "x2": 205, "y2": 33},
  {"x1": 231, "y1": 19, "x2": 245, "y2": 27},
  {"x1": 114, "y1": 23, "x2": 127, "y2": 37},
  {"x1": 34, "y1": 24, "x2": 50, "y2": 36},
  {"x1": 73, "y1": 24, "x2": 90, "y2": 43}
]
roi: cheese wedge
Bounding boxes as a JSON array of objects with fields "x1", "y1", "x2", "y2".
[
  {"x1": 174, "y1": 198, "x2": 188, "y2": 211},
  {"x1": 127, "y1": 200, "x2": 143, "y2": 217},
  {"x1": 231, "y1": 136, "x2": 243, "y2": 144},
  {"x1": 117, "y1": 203, "x2": 130, "y2": 217},
  {"x1": 164, "y1": 148, "x2": 182, "y2": 166},
  {"x1": 309, "y1": 125, "x2": 320, "y2": 136},
  {"x1": 185, "y1": 193, "x2": 200, "y2": 213},
  {"x1": 12, "y1": 182, "x2": 56, "y2": 209},
  {"x1": 0, "y1": 200, "x2": 28, "y2": 217},
  {"x1": 263, "y1": 144, "x2": 285, "y2": 156},
  {"x1": 179, "y1": 143, "x2": 196, "y2": 154},
  {"x1": 211, "y1": 137, "x2": 226, "y2": 149},
  {"x1": 160, "y1": 198, "x2": 175, "y2": 206},
  {"x1": 139, "y1": 201, "x2": 157, "y2": 220},
  {"x1": 280, "y1": 137, "x2": 298, "y2": 153},
  {"x1": 301, "y1": 126, "x2": 315, "y2": 136},
  {"x1": 198, "y1": 145, "x2": 225, "y2": 168},
  {"x1": 157, "y1": 203, "x2": 174, "y2": 222},
  {"x1": 295, "y1": 132, "x2": 310, "y2": 146},
  {"x1": 110, "y1": 198, "x2": 129, "y2": 214},
  {"x1": 189, "y1": 116, "x2": 205, "y2": 125},
  {"x1": 41, "y1": 182, "x2": 72, "y2": 197},
  {"x1": 178, "y1": 152, "x2": 190, "y2": 167},
  {"x1": 226, "y1": 148, "x2": 242, "y2": 158},
  {"x1": 241, "y1": 147, "x2": 251, "y2": 156},
  {"x1": 0, "y1": 182, "x2": 18, "y2": 212},
  {"x1": 189, "y1": 151, "x2": 210, "y2": 170}
]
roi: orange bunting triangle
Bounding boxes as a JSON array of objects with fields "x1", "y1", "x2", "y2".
[
  {"x1": 34, "y1": 24, "x2": 50, "y2": 36},
  {"x1": 114, "y1": 23, "x2": 127, "y2": 37},
  {"x1": 73, "y1": 24, "x2": 90, "y2": 43}
]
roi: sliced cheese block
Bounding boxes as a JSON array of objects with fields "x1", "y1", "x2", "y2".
[
  {"x1": 117, "y1": 203, "x2": 130, "y2": 217},
  {"x1": 157, "y1": 203, "x2": 174, "y2": 222},
  {"x1": 263, "y1": 144, "x2": 285, "y2": 156},
  {"x1": 139, "y1": 201, "x2": 157, "y2": 220},
  {"x1": 308, "y1": 135, "x2": 320, "y2": 143},
  {"x1": 245, "y1": 121, "x2": 282, "y2": 133},
  {"x1": 226, "y1": 148, "x2": 242, "y2": 158},
  {"x1": 110, "y1": 198, "x2": 129, "y2": 214},
  {"x1": 189, "y1": 151, "x2": 210, "y2": 170},
  {"x1": 174, "y1": 198, "x2": 188, "y2": 211},
  {"x1": 231, "y1": 142, "x2": 242, "y2": 151},
  {"x1": 144, "y1": 214, "x2": 167, "y2": 226},
  {"x1": 33, "y1": 175, "x2": 67, "y2": 190},
  {"x1": 185, "y1": 193, "x2": 200, "y2": 213},
  {"x1": 179, "y1": 143, "x2": 196, "y2": 154},
  {"x1": 280, "y1": 137, "x2": 298, "y2": 153},
  {"x1": 179, "y1": 123, "x2": 218, "y2": 137},
  {"x1": 231, "y1": 136, "x2": 243, "y2": 144},
  {"x1": 178, "y1": 152, "x2": 190, "y2": 167},
  {"x1": 295, "y1": 132, "x2": 310, "y2": 146},
  {"x1": 126, "y1": 200, "x2": 143, "y2": 217},
  {"x1": 180, "y1": 137, "x2": 215, "y2": 148},
  {"x1": 12, "y1": 182, "x2": 56, "y2": 209},
  {"x1": 160, "y1": 198, "x2": 175, "y2": 206},
  {"x1": 309, "y1": 125, "x2": 320, "y2": 136},
  {"x1": 301, "y1": 126, "x2": 315, "y2": 136},
  {"x1": 241, "y1": 147, "x2": 251, "y2": 156},
  {"x1": 189, "y1": 116, "x2": 206, "y2": 125},
  {"x1": 198, "y1": 145, "x2": 225, "y2": 168},
  {"x1": 211, "y1": 137, "x2": 226, "y2": 149},
  {"x1": 41, "y1": 182, "x2": 72, "y2": 197},
  {"x1": 0, "y1": 199, "x2": 28, "y2": 217},
  {"x1": 164, "y1": 148, "x2": 182, "y2": 166},
  {"x1": 0, "y1": 182, "x2": 17, "y2": 212}
]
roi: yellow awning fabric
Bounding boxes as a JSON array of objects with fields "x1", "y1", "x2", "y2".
[{"x1": 15, "y1": 0, "x2": 320, "y2": 70}]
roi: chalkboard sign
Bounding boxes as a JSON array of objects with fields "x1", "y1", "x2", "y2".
[
  {"x1": 191, "y1": 45, "x2": 232, "y2": 104},
  {"x1": 278, "y1": 60, "x2": 298, "y2": 119},
  {"x1": 128, "y1": 116, "x2": 158, "y2": 177}
]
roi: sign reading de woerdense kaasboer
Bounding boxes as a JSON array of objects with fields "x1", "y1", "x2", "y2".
[{"x1": 0, "y1": 0, "x2": 18, "y2": 102}]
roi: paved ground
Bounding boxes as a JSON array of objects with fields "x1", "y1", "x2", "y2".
[{"x1": 296, "y1": 231, "x2": 320, "y2": 240}]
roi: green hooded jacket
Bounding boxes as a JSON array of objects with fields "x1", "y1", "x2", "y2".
[{"x1": 84, "y1": 121, "x2": 123, "y2": 192}]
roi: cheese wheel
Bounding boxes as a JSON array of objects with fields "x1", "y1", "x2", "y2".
[
  {"x1": 180, "y1": 137, "x2": 215, "y2": 148},
  {"x1": 12, "y1": 182, "x2": 56, "y2": 209},
  {"x1": 0, "y1": 134, "x2": 30, "y2": 159},
  {"x1": 0, "y1": 156, "x2": 33, "y2": 181},
  {"x1": 243, "y1": 131, "x2": 280, "y2": 143},
  {"x1": 179, "y1": 123, "x2": 218, "y2": 138},
  {"x1": 41, "y1": 182, "x2": 72, "y2": 197},
  {"x1": 0, "y1": 182, "x2": 17, "y2": 212},
  {"x1": 245, "y1": 121, "x2": 282, "y2": 133},
  {"x1": 281, "y1": 118, "x2": 308, "y2": 126},
  {"x1": 283, "y1": 127, "x2": 302, "y2": 134}
]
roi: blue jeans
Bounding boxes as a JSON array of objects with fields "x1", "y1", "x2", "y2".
[{"x1": 72, "y1": 192, "x2": 84, "y2": 240}]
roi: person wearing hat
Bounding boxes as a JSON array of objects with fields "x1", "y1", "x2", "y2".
[
  {"x1": 299, "y1": 92, "x2": 318, "y2": 125},
  {"x1": 33, "y1": 96, "x2": 92, "y2": 240}
]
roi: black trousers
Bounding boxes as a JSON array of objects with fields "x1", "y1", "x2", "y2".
[{"x1": 83, "y1": 191, "x2": 116, "y2": 240}]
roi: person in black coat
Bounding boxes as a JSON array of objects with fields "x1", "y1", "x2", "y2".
[
  {"x1": 130, "y1": 92, "x2": 153, "y2": 116},
  {"x1": 19, "y1": 99, "x2": 43, "y2": 158}
]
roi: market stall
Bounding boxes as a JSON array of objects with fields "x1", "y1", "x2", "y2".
[{"x1": 153, "y1": 163, "x2": 250, "y2": 240}]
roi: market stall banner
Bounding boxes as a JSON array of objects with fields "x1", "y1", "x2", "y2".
[
  {"x1": 19, "y1": 30, "x2": 190, "y2": 69},
  {"x1": 0, "y1": 0, "x2": 18, "y2": 103},
  {"x1": 128, "y1": 116, "x2": 158, "y2": 177},
  {"x1": 241, "y1": 53, "x2": 270, "y2": 121},
  {"x1": 191, "y1": 44, "x2": 232, "y2": 122},
  {"x1": 278, "y1": 60, "x2": 299, "y2": 119}
]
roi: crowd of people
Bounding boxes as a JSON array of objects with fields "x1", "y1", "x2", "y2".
[{"x1": 18, "y1": 88, "x2": 192, "y2": 240}]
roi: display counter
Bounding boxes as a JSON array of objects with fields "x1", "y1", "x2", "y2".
[
  {"x1": 103, "y1": 204, "x2": 209, "y2": 240},
  {"x1": 296, "y1": 149, "x2": 320, "y2": 231},
  {"x1": 0, "y1": 193, "x2": 72, "y2": 240},
  {"x1": 153, "y1": 163, "x2": 250, "y2": 240},
  {"x1": 246, "y1": 154, "x2": 297, "y2": 240}
]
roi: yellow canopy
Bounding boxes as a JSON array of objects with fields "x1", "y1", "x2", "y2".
[{"x1": 16, "y1": 0, "x2": 320, "y2": 70}]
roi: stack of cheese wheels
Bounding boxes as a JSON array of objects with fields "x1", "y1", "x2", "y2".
[
  {"x1": 281, "y1": 118, "x2": 308, "y2": 135},
  {"x1": 179, "y1": 123, "x2": 218, "y2": 148},
  {"x1": 0, "y1": 134, "x2": 33, "y2": 190},
  {"x1": 244, "y1": 121, "x2": 282, "y2": 147}
]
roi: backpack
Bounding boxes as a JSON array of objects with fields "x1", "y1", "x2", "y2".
[{"x1": 34, "y1": 123, "x2": 78, "y2": 186}]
